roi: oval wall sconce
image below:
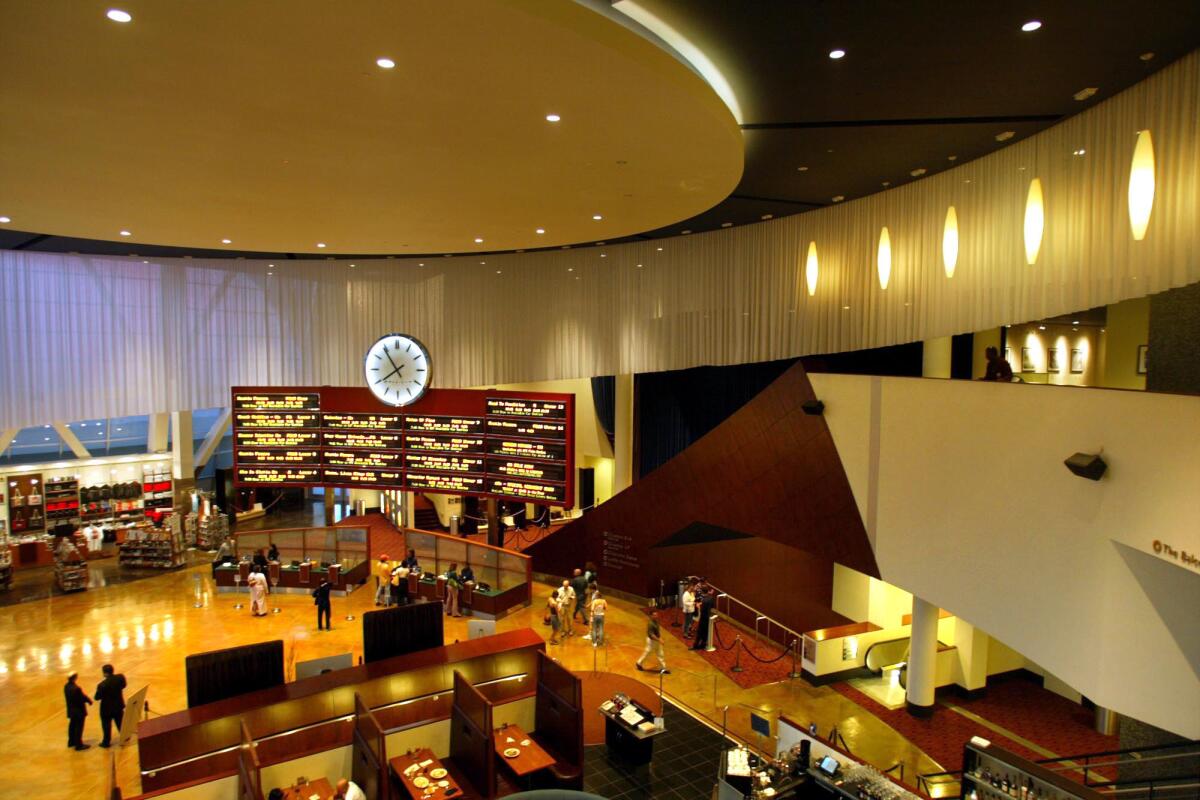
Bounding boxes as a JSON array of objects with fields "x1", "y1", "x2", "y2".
[
  {"x1": 943, "y1": 206, "x2": 959, "y2": 278},
  {"x1": 1024, "y1": 178, "x2": 1044, "y2": 265},
  {"x1": 1128, "y1": 129, "x2": 1155, "y2": 241},
  {"x1": 805, "y1": 241, "x2": 818, "y2": 296},
  {"x1": 877, "y1": 226, "x2": 892, "y2": 290}
]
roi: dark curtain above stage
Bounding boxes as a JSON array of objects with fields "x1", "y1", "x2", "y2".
[
  {"x1": 590, "y1": 375, "x2": 615, "y2": 449},
  {"x1": 362, "y1": 599, "x2": 444, "y2": 664},
  {"x1": 185, "y1": 640, "x2": 285, "y2": 709}
]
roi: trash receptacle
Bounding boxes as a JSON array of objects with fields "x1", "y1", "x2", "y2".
[{"x1": 450, "y1": 515, "x2": 460, "y2": 536}]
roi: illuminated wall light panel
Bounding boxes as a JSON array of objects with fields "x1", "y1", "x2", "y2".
[
  {"x1": 805, "y1": 241, "x2": 819, "y2": 296},
  {"x1": 877, "y1": 226, "x2": 892, "y2": 290},
  {"x1": 1024, "y1": 178, "x2": 1044, "y2": 265},
  {"x1": 1128, "y1": 129, "x2": 1155, "y2": 240},
  {"x1": 943, "y1": 206, "x2": 959, "y2": 278}
]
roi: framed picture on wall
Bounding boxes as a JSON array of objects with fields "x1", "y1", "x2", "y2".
[
  {"x1": 1070, "y1": 348, "x2": 1085, "y2": 374},
  {"x1": 1047, "y1": 347, "x2": 1061, "y2": 373},
  {"x1": 1137, "y1": 344, "x2": 1148, "y2": 374},
  {"x1": 1021, "y1": 347, "x2": 1036, "y2": 373}
]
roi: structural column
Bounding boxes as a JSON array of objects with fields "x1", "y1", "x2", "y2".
[
  {"x1": 171, "y1": 411, "x2": 195, "y2": 510},
  {"x1": 613, "y1": 373, "x2": 634, "y2": 494},
  {"x1": 906, "y1": 595, "x2": 939, "y2": 716}
]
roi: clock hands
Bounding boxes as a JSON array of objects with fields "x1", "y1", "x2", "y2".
[{"x1": 381, "y1": 345, "x2": 402, "y2": 375}]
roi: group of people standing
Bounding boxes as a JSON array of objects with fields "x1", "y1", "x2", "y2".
[
  {"x1": 681, "y1": 578, "x2": 717, "y2": 650},
  {"x1": 547, "y1": 563, "x2": 604, "y2": 646},
  {"x1": 373, "y1": 550, "x2": 420, "y2": 608},
  {"x1": 64, "y1": 664, "x2": 126, "y2": 751}
]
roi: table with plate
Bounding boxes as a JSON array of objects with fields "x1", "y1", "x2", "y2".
[
  {"x1": 493, "y1": 722, "x2": 556, "y2": 777},
  {"x1": 279, "y1": 777, "x2": 334, "y2": 800},
  {"x1": 389, "y1": 748, "x2": 465, "y2": 800}
]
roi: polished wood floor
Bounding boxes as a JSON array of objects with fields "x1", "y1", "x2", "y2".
[{"x1": 0, "y1": 562, "x2": 946, "y2": 799}]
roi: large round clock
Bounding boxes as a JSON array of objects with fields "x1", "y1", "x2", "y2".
[{"x1": 364, "y1": 333, "x2": 431, "y2": 407}]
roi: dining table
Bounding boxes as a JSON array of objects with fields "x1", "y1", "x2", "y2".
[
  {"x1": 493, "y1": 723, "x2": 557, "y2": 777},
  {"x1": 279, "y1": 777, "x2": 334, "y2": 800},
  {"x1": 389, "y1": 747, "x2": 466, "y2": 800}
]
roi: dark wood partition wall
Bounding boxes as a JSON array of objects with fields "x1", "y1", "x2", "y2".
[
  {"x1": 353, "y1": 693, "x2": 387, "y2": 800},
  {"x1": 185, "y1": 640, "x2": 285, "y2": 708},
  {"x1": 450, "y1": 671, "x2": 496, "y2": 798},
  {"x1": 526, "y1": 361, "x2": 878, "y2": 634},
  {"x1": 363, "y1": 598, "x2": 444, "y2": 663},
  {"x1": 138, "y1": 629, "x2": 543, "y2": 792},
  {"x1": 534, "y1": 652, "x2": 583, "y2": 780}
]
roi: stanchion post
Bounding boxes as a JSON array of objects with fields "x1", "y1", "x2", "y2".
[
  {"x1": 731, "y1": 635, "x2": 744, "y2": 673},
  {"x1": 788, "y1": 639, "x2": 802, "y2": 679}
]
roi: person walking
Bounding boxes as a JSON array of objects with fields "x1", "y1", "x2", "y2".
[
  {"x1": 559, "y1": 579, "x2": 575, "y2": 636},
  {"x1": 374, "y1": 554, "x2": 392, "y2": 606},
  {"x1": 589, "y1": 590, "x2": 607, "y2": 646},
  {"x1": 312, "y1": 576, "x2": 333, "y2": 630},
  {"x1": 635, "y1": 616, "x2": 669, "y2": 674},
  {"x1": 94, "y1": 664, "x2": 127, "y2": 748},
  {"x1": 248, "y1": 569, "x2": 268, "y2": 616},
  {"x1": 64, "y1": 672, "x2": 93, "y2": 750}
]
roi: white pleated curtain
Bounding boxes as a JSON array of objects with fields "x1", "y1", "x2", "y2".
[{"x1": 0, "y1": 50, "x2": 1197, "y2": 430}]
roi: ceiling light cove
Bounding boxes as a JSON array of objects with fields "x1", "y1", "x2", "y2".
[
  {"x1": 221, "y1": 239, "x2": 232, "y2": 244},
  {"x1": 317, "y1": 242, "x2": 327, "y2": 248},
  {"x1": 106, "y1": 9, "x2": 132, "y2": 23},
  {"x1": 1021, "y1": 20, "x2": 1042, "y2": 32},
  {"x1": 376, "y1": 58, "x2": 395, "y2": 69},
  {"x1": 592, "y1": 215, "x2": 602, "y2": 221},
  {"x1": 0, "y1": 216, "x2": 11, "y2": 224},
  {"x1": 119, "y1": 230, "x2": 131, "y2": 236},
  {"x1": 829, "y1": 49, "x2": 846, "y2": 59},
  {"x1": 535, "y1": 228, "x2": 545, "y2": 234},
  {"x1": 545, "y1": 114, "x2": 561, "y2": 122},
  {"x1": 474, "y1": 238, "x2": 484, "y2": 243}
]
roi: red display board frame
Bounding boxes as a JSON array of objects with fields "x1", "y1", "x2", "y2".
[{"x1": 231, "y1": 386, "x2": 575, "y2": 507}]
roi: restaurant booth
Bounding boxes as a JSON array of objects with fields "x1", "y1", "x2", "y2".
[{"x1": 128, "y1": 629, "x2": 582, "y2": 800}]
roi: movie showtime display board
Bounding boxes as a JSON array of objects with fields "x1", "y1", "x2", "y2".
[{"x1": 231, "y1": 387, "x2": 574, "y2": 506}]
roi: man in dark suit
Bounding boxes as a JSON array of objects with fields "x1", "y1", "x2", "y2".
[
  {"x1": 312, "y1": 577, "x2": 333, "y2": 630},
  {"x1": 64, "y1": 672, "x2": 93, "y2": 750},
  {"x1": 95, "y1": 663, "x2": 127, "y2": 748},
  {"x1": 692, "y1": 585, "x2": 717, "y2": 651}
]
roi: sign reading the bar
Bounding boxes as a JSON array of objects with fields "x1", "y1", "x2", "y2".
[
  {"x1": 236, "y1": 449, "x2": 321, "y2": 465},
  {"x1": 488, "y1": 478, "x2": 567, "y2": 503},
  {"x1": 322, "y1": 430, "x2": 403, "y2": 450},
  {"x1": 486, "y1": 458, "x2": 567, "y2": 483},
  {"x1": 231, "y1": 385, "x2": 574, "y2": 506},
  {"x1": 235, "y1": 411, "x2": 321, "y2": 429},
  {"x1": 485, "y1": 438, "x2": 566, "y2": 461},
  {"x1": 405, "y1": 453, "x2": 485, "y2": 474},
  {"x1": 322, "y1": 467, "x2": 404, "y2": 487},
  {"x1": 485, "y1": 397, "x2": 568, "y2": 419},
  {"x1": 324, "y1": 449, "x2": 404, "y2": 469},
  {"x1": 485, "y1": 418, "x2": 567, "y2": 440},
  {"x1": 233, "y1": 393, "x2": 321, "y2": 411},
  {"x1": 235, "y1": 430, "x2": 321, "y2": 448},
  {"x1": 406, "y1": 472, "x2": 486, "y2": 493},
  {"x1": 404, "y1": 433, "x2": 486, "y2": 454},
  {"x1": 322, "y1": 412, "x2": 404, "y2": 430},
  {"x1": 404, "y1": 416, "x2": 485, "y2": 434},
  {"x1": 236, "y1": 466, "x2": 322, "y2": 484}
]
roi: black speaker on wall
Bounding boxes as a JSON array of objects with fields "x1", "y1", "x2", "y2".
[
  {"x1": 801, "y1": 400, "x2": 825, "y2": 416},
  {"x1": 1064, "y1": 452, "x2": 1107, "y2": 481},
  {"x1": 579, "y1": 467, "x2": 595, "y2": 512}
]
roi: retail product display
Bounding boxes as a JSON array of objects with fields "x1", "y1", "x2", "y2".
[
  {"x1": 53, "y1": 534, "x2": 88, "y2": 592},
  {"x1": 143, "y1": 463, "x2": 174, "y2": 512},
  {"x1": 185, "y1": 509, "x2": 229, "y2": 550},
  {"x1": 44, "y1": 476, "x2": 81, "y2": 523},
  {"x1": 7, "y1": 473, "x2": 45, "y2": 533},
  {"x1": 0, "y1": 522, "x2": 11, "y2": 590},
  {"x1": 118, "y1": 514, "x2": 184, "y2": 569},
  {"x1": 963, "y1": 737, "x2": 1104, "y2": 800},
  {"x1": 80, "y1": 479, "x2": 145, "y2": 525}
]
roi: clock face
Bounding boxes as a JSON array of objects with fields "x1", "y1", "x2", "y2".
[{"x1": 364, "y1": 334, "x2": 431, "y2": 407}]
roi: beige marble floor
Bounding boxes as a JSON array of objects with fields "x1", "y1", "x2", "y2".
[{"x1": 0, "y1": 564, "x2": 946, "y2": 799}]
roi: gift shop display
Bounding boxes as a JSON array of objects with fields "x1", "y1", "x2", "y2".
[
  {"x1": 53, "y1": 534, "x2": 88, "y2": 593},
  {"x1": 0, "y1": 522, "x2": 11, "y2": 590},
  {"x1": 7, "y1": 473, "x2": 45, "y2": 534},
  {"x1": 118, "y1": 514, "x2": 184, "y2": 569},
  {"x1": 80, "y1": 479, "x2": 144, "y2": 525},
  {"x1": 143, "y1": 463, "x2": 174, "y2": 513},
  {"x1": 44, "y1": 476, "x2": 81, "y2": 524}
]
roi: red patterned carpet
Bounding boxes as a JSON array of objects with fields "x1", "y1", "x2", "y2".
[
  {"x1": 643, "y1": 607, "x2": 799, "y2": 688},
  {"x1": 832, "y1": 676, "x2": 1117, "y2": 782}
]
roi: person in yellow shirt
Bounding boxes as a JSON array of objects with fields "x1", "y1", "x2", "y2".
[{"x1": 374, "y1": 555, "x2": 392, "y2": 606}]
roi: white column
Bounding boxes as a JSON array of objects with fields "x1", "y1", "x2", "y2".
[
  {"x1": 613, "y1": 373, "x2": 634, "y2": 493},
  {"x1": 955, "y1": 618, "x2": 990, "y2": 695},
  {"x1": 170, "y1": 411, "x2": 194, "y2": 480},
  {"x1": 147, "y1": 413, "x2": 170, "y2": 453},
  {"x1": 922, "y1": 336, "x2": 953, "y2": 378},
  {"x1": 906, "y1": 596, "x2": 939, "y2": 716}
]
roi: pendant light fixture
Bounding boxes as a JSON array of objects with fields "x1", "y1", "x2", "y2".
[
  {"x1": 943, "y1": 206, "x2": 959, "y2": 278},
  {"x1": 1024, "y1": 178, "x2": 1044, "y2": 265},
  {"x1": 877, "y1": 227, "x2": 892, "y2": 290},
  {"x1": 805, "y1": 241, "x2": 819, "y2": 296},
  {"x1": 1128, "y1": 129, "x2": 1155, "y2": 240}
]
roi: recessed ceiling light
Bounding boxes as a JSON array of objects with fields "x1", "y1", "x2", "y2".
[
  {"x1": 419, "y1": 262, "x2": 425, "y2": 266},
  {"x1": 1072, "y1": 320, "x2": 1080, "y2": 324},
  {"x1": 760, "y1": 214, "x2": 773, "y2": 220},
  {"x1": 0, "y1": 216, "x2": 11, "y2": 223},
  {"x1": 1073, "y1": 87, "x2": 1098, "y2": 101},
  {"x1": 106, "y1": 9, "x2": 132, "y2": 23},
  {"x1": 568, "y1": 267, "x2": 574, "y2": 272},
  {"x1": 142, "y1": 260, "x2": 148, "y2": 264},
  {"x1": 535, "y1": 228, "x2": 545, "y2": 234},
  {"x1": 656, "y1": 247, "x2": 663, "y2": 251},
  {"x1": 545, "y1": 114, "x2": 561, "y2": 123},
  {"x1": 480, "y1": 261, "x2": 486, "y2": 265},
  {"x1": 996, "y1": 131, "x2": 1015, "y2": 142},
  {"x1": 829, "y1": 49, "x2": 846, "y2": 59},
  {"x1": 948, "y1": 155, "x2": 958, "y2": 161},
  {"x1": 797, "y1": 166, "x2": 809, "y2": 172},
  {"x1": 600, "y1": 253, "x2": 606, "y2": 258},
  {"x1": 495, "y1": 270, "x2": 502, "y2": 275},
  {"x1": 721, "y1": 222, "x2": 732, "y2": 227},
  {"x1": 267, "y1": 272, "x2": 274, "y2": 276},
  {"x1": 1139, "y1": 52, "x2": 1155, "y2": 61},
  {"x1": 473, "y1": 238, "x2": 483, "y2": 243},
  {"x1": 1021, "y1": 20, "x2": 1042, "y2": 32},
  {"x1": 376, "y1": 57, "x2": 395, "y2": 69},
  {"x1": 119, "y1": 230, "x2": 131, "y2": 236},
  {"x1": 268, "y1": 263, "x2": 274, "y2": 267},
  {"x1": 842, "y1": 305, "x2": 850, "y2": 310},
  {"x1": 681, "y1": 229, "x2": 692, "y2": 234},
  {"x1": 317, "y1": 242, "x2": 326, "y2": 248},
  {"x1": 831, "y1": 195, "x2": 845, "y2": 202},
  {"x1": 222, "y1": 238, "x2": 232, "y2": 244},
  {"x1": 1072, "y1": 327, "x2": 1079, "y2": 331},
  {"x1": 592, "y1": 214, "x2": 602, "y2": 221},
  {"x1": 910, "y1": 168, "x2": 927, "y2": 177},
  {"x1": 1073, "y1": 148, "x2": 1086, "y2": 156},
  {"x1": 636, "y1": 263, "x2": 643, "y2": 268},
  {"x1": 882, "y1": 181, "x2": 891, "y2": 187},
  {"x1": 1038, "y1": 325, "x2": 1046, "y2": 330},
  {"x1": 349, "y1": 264, "x2": 356, "y2": 268}
]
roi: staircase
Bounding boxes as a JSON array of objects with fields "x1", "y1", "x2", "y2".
[{"x1": 411, "y1": 494, "x2": 445, "y2": 531}]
